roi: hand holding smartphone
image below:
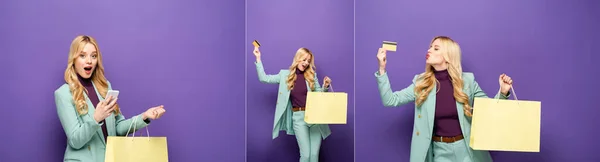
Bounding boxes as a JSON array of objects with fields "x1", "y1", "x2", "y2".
[{"x1": 106, "y1": 90, "x2": 119, "y2": 102}]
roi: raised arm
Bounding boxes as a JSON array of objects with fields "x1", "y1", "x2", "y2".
[
  {"x1": 254, "y1": 46, "x2": 282, "y2": 84},
  {"x1": 255, "y1": 61, "x2": 282, "y2": 84},
  {"x1": 376, "y1": 72, "x2": 417, "y2": 107},
  {"x1": 375, "y1": 47, "x2": 416, "y2": 107}
]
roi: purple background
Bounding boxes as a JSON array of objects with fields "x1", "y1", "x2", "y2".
[
  {"x1": 246, "y1": 0, "x2": 354, "y2": 162},
  {"x1": 356, "y1": 0, "x2": 599, "y2": 162},
  {"x1": 0, "y1": 0, "x2": 245, "y2": 161}
]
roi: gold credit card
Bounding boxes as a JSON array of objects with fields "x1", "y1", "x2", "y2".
[
  {"x1": 252, "y1": 40, "x2": 261, "y2": 47},
  {"x1": 382, "y1": 41, "x2": 397, "y2": 52}
]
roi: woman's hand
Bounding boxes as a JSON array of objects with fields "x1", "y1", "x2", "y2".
[
  {"x1": 253, "y1": 47, "x2": 261, "y2": 63},
  {"x1": 93, "y1": 96, "x2": 117, "y2": 123},
  {"x1": 377, "y1": 48, "x2": 387, "y2": 75},
  {"x1": 142, "y1": 105, "x2": 166, "y2": 120},
  {"x1": 499, "y1": 74, "x2": 513, "y2": 95},
  {"x1": 323, "y1": 76, "x2": 332, "y2": 88}
]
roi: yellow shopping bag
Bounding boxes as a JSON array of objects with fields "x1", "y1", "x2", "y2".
[
  {"x1": 105, "y1": 117, "x2": 169, "y2": 162},
  {"x1": 304, "y1": 91, "x2": 348, "y2": 124},
  {"x1": 470, "y1": 87, "x2": 541, "y2": 152}
]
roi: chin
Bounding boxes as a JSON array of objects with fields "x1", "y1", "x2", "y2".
[{"x1": 78, "y1": 72, "x2": 91, "y2": 79}]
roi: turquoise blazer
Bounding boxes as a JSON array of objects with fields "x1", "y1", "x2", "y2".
[
  {"x1": 255, "y1": 62, "x2": 332, "y2": 140},
  {"x1": 376, "y1": 71, "x2": 508, "y2": 162},
  {"x1": 55, "y1": 81, "x2": 149, "y2": 162}
]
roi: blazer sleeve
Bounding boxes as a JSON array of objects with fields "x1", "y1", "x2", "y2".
[
  {"x1": 115, "y1": 114, "x2": 148, "y2": 136},
  {"x1": 314, "y1": 72, "x2": 329, "y2": 92},
  {"x1": 376, "y1": 71, "x2": 417, "y2": 107},
  {"x1": 106, "y1": 81, "x2": 149, "y2": 136},
  {"x1": 55, "y1": 88, "x2": 101, "y2": 149},
  {"x1": 256, "y1": 61, "x2": 282, "y2": 84},
  {"x1": 470, "y1": 75, "x2": 510, "y2": 99}
]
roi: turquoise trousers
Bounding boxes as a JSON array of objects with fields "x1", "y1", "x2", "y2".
[
  {"x1": 428, "y1": 139, "x2": 473, "y2": 162},
  {"x1": 292, "y1": 111, "x2": 322, "y2": 162}
]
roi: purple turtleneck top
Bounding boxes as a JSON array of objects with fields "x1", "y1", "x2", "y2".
[
  {"x1": 433, "y1": 69, "x2": 463, "y2": 137},
  {"x1": 290, "y1": 70, "x2": 308, "y2": 108}
]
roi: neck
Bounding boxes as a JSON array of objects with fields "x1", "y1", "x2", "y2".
[
  {"x1": 433, "y1": 67, "x2": 451, "y2": 81},
  {"x1": 77, "y1": 74, "x2": 93, "y2": 86},
  {"x1": 432, "y1": 63, "x2": 448, "y2": 71}
]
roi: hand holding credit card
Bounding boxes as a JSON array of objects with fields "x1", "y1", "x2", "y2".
[
  {"x1": 252, "y1": 40, "x2": 261, "y2": 48},
  {"x1": 382, "y1": 41, "x2": 397, "y2": 52},
  {"x1": 252, "y1": 40, "x2": 261, "y2": 62}
]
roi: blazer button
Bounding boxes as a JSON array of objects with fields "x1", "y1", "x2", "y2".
[
  {"x1": 279, "y1": 92, "x2": 282, "y2": 94},
  {"x1": 416, "y1": 131, "x2": 420, "y2": 136},
  {"x1": 418, "y1": 114, "x2": 421, "y2": 118},
  {"x1": 88, "y1": 145, "x2": 91, "y2": 150}
]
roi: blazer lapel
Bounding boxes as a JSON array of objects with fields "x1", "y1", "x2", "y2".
[
  {"x1": 426, "y1": 84, "x2": 437, "y2": 133},
  {"x1": 83, "y1": 91, "x2": 106, "y2": 145},
  {"x1": 305, "y1": 80, "x2": 310, "y2": 91},
  {"x1": 456, "y1": 86, "x2": 469, "y2": 132},
  {"x1": 91, "y1": 82, "x2": 112, "y2": 145}
]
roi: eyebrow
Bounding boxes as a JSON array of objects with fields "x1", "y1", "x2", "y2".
[{"x1": 79, "y1": 51, "x2": 98, "y2": 54}]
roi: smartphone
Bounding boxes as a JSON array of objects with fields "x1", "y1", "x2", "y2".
[{"x1": 106, "y1": 90, "x2": 120, "y2": 100}]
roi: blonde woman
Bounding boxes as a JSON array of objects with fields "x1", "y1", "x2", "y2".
[
  {"x1": 54, "y1": 35, "x2": 166, "y2": 162},
  {"x1": 253, "y1": 46, "x2": 332, "y2": 162},
  {"x1": 375, "y1": 36, "x2": 514, "y2": 162}
]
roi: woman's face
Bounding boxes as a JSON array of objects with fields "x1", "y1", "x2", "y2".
[
  {"x1": 296, "y1": 53, "x2": 311, "y2": 72},
  {"x1": 426, "y1": 39, "x2": 446, "y2": 65},
  {"x1": 74, "y1": 43, "x2": 98, "y2": 79}
]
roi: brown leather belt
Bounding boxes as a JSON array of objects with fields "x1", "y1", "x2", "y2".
[
  {"x1": 432, "y1": 135, "x2": 464, "y2": 143},
  {"x1": 292, "y1": 107, "x2": 306, "y2": 112}
]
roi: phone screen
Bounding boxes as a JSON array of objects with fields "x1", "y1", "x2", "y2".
[{"x1": 107, "y1": 90, "x2": 119, "y2": 100}]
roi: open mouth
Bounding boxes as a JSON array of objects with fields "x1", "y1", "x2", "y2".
[
  {"x1": 301, "y1": 64, "x2": 308, "y2": 70},
  {"x1": 84, "y1": 67, "x2": 93, "y2": 74}
]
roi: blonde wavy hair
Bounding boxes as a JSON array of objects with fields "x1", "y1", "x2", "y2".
[
  {"x1": 64, "y1": 35, "x2": 120, "y2": 115},
  {"x1": 414, "y1": 36, "x2": 472, "y2": 117},
  {"x1": 286, "y1": 47, "x2": 316, "y2": 91}
]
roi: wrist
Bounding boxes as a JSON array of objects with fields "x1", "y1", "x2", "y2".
[
  {"x1": 256, "y1": 57, "x2": 261, "y2": 63},
  {"x1": 93, "y1": 115, "x2": 101, "y2": 123}
]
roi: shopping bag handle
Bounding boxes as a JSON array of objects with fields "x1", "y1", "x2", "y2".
[
  {"x1": 125, "y1": 115, "x2": 151, "y2": 141},
  {"x1": 495, "y1": 85, "x2": 520, "y2": 106}
]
